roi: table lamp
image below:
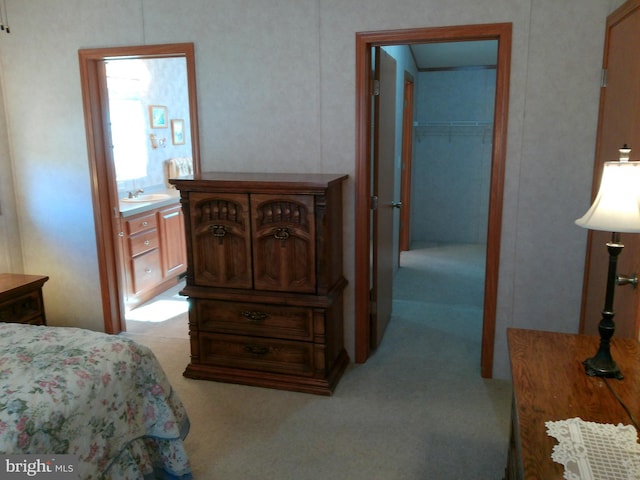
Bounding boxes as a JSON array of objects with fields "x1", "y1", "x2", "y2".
[{"x1": 575, "y1": 145, "x2": 640, "y2": 379}]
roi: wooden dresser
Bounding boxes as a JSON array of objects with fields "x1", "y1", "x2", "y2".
[
  {"x1": 170, "y1": 172, "x2": 349, "y2": 395},
  {"x1": 0, "y1": 273, "x2": 49, "y2": 326},
  {"x1": 506, "y1": 328, "x2": 640, "y2": 479}
]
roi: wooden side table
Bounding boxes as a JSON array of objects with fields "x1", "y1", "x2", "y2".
[
  {"x1": 506, "y1": 328, "x2": 640, "y2": 479},
  {"x1": 0, "y1": 273, "x2": 49, "y2": 326}
]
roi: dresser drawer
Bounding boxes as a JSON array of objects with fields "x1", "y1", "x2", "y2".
[
  {"x1": 198, "y1": 333, "x2": 315, "y2": 377},
  {"x1": 126, "y1": 212, "x2": 157, "y2": 235},
  {"x1": 0, "y1": 290, "x2": 45, "y2": 325},
  {"x1": 195, "y1": 299, "x2": 315, "y2": 341},
  {"x1": 131, "y1": 249, "x2": 162, "y2": 294},
  {"x1": 129, "y1": 229, "x2": 159, "y2": 257}
]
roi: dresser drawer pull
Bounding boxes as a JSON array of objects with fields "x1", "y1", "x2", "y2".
[
  {"x1": 208, "y1": 224, "x2": 227, "y2": 245},
  {"x1": 144, "y1": 240, "x2": 150, "y2": 246},
  {"x1": 208, "y1": 224, "x2": 227, "y2": 237},
  {"x1": 244, "y1": 344, "x2": 270, "y2": 355},
  {"x1": 241, "y1": 311, "x2": 269, "y2": 322},
  {"x1": 273, "y1": 227, "x2": 290, "y2": 241}
]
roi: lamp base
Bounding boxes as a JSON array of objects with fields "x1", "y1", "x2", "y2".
[
  {"x1": 582, "y1": 238, "x2": 625, "y2": 380},
  {"x1": 583, "y1": 354, "x2": 623, "y2": 379}
]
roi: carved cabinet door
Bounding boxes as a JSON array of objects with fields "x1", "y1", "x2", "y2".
[
  {"x1": 190, "y1": 192, "x2": 252, "y2": 289},
  {"x1": 250, "y1": 194, "x2": 316, "y2": 293}
]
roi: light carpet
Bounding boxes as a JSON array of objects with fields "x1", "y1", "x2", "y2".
[{"x1": 122, "y1": 243, "x2": 512, "y2": 479}]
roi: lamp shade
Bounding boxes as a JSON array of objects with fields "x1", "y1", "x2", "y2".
[{"x1": 575, "y1": 161, "x2": 640, "y2": 233}]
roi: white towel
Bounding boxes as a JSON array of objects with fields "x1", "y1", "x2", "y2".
[{"x1": 167, "y1": 157, "x2": 193, "y2": 186}]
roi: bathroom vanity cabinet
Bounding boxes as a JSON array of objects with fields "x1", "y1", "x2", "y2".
[
  {"x1": 170, "y1": 172, "x2": 349, "y2": 395},
  {"x1": 122, "y1": 203, "x2": 187, "y2": 308}
]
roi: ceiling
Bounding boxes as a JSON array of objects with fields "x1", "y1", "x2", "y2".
[{"x1": 410, "y1": 40, "x2": 498, "y2": 70}]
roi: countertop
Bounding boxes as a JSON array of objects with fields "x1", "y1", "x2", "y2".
[{"x1": 119, "y1": 188, "x2": 181, "y2": 218}]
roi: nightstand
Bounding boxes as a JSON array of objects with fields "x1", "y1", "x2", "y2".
[
  {"x1": 506, "y1": 328, "x2": 640, "y2": 479},
  {"x1": 0, "y1": 274, "x2": 49, "y2": 325}
]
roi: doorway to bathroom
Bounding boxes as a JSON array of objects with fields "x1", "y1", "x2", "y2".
[{"x1": 79, "y1": 43, "x2": 201, "y2": 335}]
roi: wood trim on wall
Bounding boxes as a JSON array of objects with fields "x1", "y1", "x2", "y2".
[
  {"x1": 354, "y1": 36, "x2": 372, "y2": 362},
  {"x1": 483, "y1": 25, "x2": 512, "y2": 378},
  {"x1": 78, "y1": 54, "x2": 121, "y2": 333},
  {"x1": 399, "y1": 72, "x2": 414, "y2": 253},
  {"x1": 354, "y1": 24, "x2": 512, "y2": 378}
]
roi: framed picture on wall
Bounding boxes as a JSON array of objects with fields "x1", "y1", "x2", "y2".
[
  {"x1": 171, "y1": 119, "x2": 185, "y2": 145},
  {"x1": 149, "y1": 105, "x2": 168, "y2": 128}
]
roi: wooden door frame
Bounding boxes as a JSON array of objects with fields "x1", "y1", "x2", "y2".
[
  {"x1": 399, "y1": 72, "x2": 414, "y2": 253},
  {"x1": 78, "y1": 43, "x2": 201, "y2": 334},
  {"x1": 354, "y1": 24, "x2": 512, "y2": 378}
]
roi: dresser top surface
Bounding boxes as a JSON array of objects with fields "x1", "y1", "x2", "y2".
[
  {"x1": 169, "y1": 172, "x2": 348, "y2": 192},
  {"x1": 0, "y1": 274, "x2": 49, "y2": 299}
]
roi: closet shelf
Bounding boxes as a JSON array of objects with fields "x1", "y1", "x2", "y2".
[{"x1": 413, "y1": 121, "x2": 493, "y2": 143}]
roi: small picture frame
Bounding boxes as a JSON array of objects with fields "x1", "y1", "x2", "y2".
[
  {"x1": 149, "y1": 105, "x2": 168, "y2": 128},
  {"x1": 171, "y1": 119, "x2": 185, "y2": 145}
]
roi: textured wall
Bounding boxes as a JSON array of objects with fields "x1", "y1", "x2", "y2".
[
  {"x1": 412, "y1": 69, "x2": 495, "y2": 245},
  {"x1": 0, "y1": 0, "x2": 626, "y2": 377}
]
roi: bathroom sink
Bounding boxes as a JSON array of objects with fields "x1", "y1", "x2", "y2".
[{"x1": 121, "y1": 193, "x2": 172, "y2": 203}]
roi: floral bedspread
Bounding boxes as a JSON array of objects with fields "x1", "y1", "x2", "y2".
[{"x1": 0, "y1": 323, "x2": 192, "y2": 479}]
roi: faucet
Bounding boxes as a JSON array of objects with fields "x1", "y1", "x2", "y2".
[{"x1": 128, "y1": 188, "x2": 144, "y2": 198}]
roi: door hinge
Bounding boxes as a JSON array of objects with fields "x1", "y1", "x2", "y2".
[
  {"x1": 372, "y1": 79, "x2": 380, "y2": 96},
  {"x1": 370, "y1": 195, "x2": 378, "y2": 210},
  {"x1": 601, "y1": 68, "x2": 607, "y2": 88}
]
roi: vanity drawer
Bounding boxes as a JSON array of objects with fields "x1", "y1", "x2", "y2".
[
  {"x1": 129, "y1": 229, "x2": 159, "y2": 257},
  {"x1": 194, "y1": 299, "x2": 315, "y2": 341},
  {"x1": 126, "y1": 212, "x2": 157, "y2": 235},
  {"x1": 131, "y1": 249, "x2": 162, "y2": 294},
  {"x1": 198, "y1": 333, "x2": 315, "y2": 377}
]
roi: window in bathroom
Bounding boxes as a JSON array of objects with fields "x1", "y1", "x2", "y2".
[{"x1": 105, "y1": 59, "x2": 149, "y2": 181}]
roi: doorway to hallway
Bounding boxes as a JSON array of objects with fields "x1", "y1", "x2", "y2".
[{"x1": 354, "y1": 23, "x2": 512, "y2": 378}]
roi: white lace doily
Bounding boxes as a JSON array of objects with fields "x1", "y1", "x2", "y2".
[{"x1": 545, "y1": 417, "x2": 640, "y2": 480}]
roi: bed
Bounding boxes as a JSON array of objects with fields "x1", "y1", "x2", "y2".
[{"x1": 0, "y1": 322, "x2": 192, "y2": 479}]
